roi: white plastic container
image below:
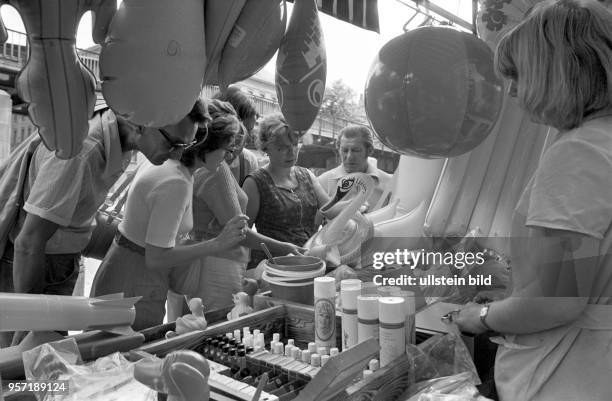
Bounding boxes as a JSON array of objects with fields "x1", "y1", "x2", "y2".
[{"x1": 378, "y1": 297, "x2": 406, "y2": 367}]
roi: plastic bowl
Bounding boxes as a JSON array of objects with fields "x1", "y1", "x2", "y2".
[{"x1": 267, "y1": 255, "x2": 324, "y2": 272}]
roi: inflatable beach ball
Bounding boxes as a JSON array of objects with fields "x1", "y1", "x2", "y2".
[{"x1": 365, "y1": 27, "x2": 503, "y2": 159}]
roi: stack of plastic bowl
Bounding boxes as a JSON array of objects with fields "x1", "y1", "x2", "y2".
[{"x1": 262, "y1": 255, "x2": 326, "y2": 305}]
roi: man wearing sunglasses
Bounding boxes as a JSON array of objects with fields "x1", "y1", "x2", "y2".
[{"x1": 0, "y1": 97, "x2": 208, "y2": 346}]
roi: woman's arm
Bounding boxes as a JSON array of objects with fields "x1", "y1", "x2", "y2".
[
  {"x1": 145, "y1": 215, "x2": 248, "y2": 270},
  {"x1": 455, "y1": 227, "x2": 599, "y2": 334},
  {"x1": 242, "y1": 176, "x2": 260, "y2": 228}
]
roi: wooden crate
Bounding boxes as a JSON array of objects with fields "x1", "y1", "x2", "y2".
[{"x1": 136, "y1": 303, "x2": 416, "y2": 401}]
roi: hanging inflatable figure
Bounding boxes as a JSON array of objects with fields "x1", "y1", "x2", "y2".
[
  {"x1": 0, "y1": 0, "x2": 116, "y2": 159},
  {"x1": 100, "y1": 0, "x2": 206, "y2": 127},
  {"x1": 218, "y1": 0, "x2": 287, "y2": 89},
  {"x1": 202, "y1": 0, "x2": 246, "y2": 85},
  {"x1": 275, "y1": 0, "x2": 326, "y2": 134}
]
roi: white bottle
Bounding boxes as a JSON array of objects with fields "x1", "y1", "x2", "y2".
[
  {"x1": 340, "y1": 279, "x2": 362, "y2": 351},
  {"x1": 396, "y1": 290, "x2": 416, "y2": 345},
  {"x1": 357, "y1": 296, "x2": 379, "y2": 344},
  {"x1": 314, "y1": 277, "x2": 337, "y2": 351},
  {"x1": 378, "y1": 297, "x2": 406, "y2": 367}
]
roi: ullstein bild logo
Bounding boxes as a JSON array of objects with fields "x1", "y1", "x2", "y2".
[{"x1": 371, "y1": 249, "x2": 486, "y2": 270}]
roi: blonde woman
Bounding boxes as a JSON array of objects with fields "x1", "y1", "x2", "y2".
[{"x1": 453, "y1": 1, "x2": 612, "y2": 399}]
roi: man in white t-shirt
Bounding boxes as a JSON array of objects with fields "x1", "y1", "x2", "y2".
[{"x1": 318, "y1": 125, "x2": 393, "y2": 212}]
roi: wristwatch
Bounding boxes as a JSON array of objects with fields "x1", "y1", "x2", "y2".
[{"x1": 479, "y1": 303, "x2": 494, "y2": 331}]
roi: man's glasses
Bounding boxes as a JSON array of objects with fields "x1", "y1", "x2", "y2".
[{"x1": 158, "y1": 125, "x2": 208, "y2": 152}]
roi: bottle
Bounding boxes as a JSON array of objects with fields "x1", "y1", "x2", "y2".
[
  {"x1": 209, "y1": 339, "x2": 219, "y2": 361},
  {"x1": 341, "y1": 279, "x2": 362, "y2": 350},
  {"x1": 233, "y1": 349, "x2": 251, "y2": 379},
  {"x1": 314, "y1": 277, "x2": 336, "y2": 352},
  {"x1": 396, "y1": 290, "x2": 416, "y2": 345},
  {"x1": 378, "y1": 297, "x2": 406, "y2": 367},
  {"x1": 357, "y1": 296, "x2": 379, "y2": 344}
]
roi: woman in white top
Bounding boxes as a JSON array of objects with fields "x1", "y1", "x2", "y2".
[
  {"x1": 453, "y1": 1, "x2": 612, "y2": 399},
  {"x1": 91, "y1": 100, "x2": 248, "y2": 330}
]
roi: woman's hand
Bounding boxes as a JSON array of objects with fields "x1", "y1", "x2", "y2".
[
  {"x1": 213, "y1": 215, "x2": 249, "y2": 252},
  {"x1": 448, "y1": 302, "x2": 489, "y2": 334},
  {"x1": 277, "y1": 242, "x2": 307, "y2": 256}
]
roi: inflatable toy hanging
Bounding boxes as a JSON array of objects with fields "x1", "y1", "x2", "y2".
[
  {"x1": 364, "y1": 27, "x2": 504, "y2": 159},
  {"x1": 0, "y1": 0, "x2": 116, "y2": 159},
  {"x1": 477, "y1": 0, "x2": 540, "y2": 50},
  {"x1": 218, "y1": 0, "x2": 287, "y2": 90},
  {"x1": 203, "y1": 0, "x2": 246, "y2": 85},
  {"x1": 100, "y1": 0, "x2": 206, "y2": 127},
  {"x1": 275, "y1": 0, "x2": 326, "y2": 134}
]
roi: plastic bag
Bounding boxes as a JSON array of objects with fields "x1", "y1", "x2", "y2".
[
  {"x1": 22, "y1": 338, "x2": 156, "y2": 401},
  {"x1": 401, "y1": 372, "x2": 493, "y2": 401},
  {"x1": 407, "y1": 331, "x2": 480, "y2": 385}
]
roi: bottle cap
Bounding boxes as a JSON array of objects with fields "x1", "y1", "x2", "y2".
[
  {"x1": 311, "y1": 353, "x2": 321, "y2": 367},
  {"x1": 314, "y1": 277, "x2": 336, "y2": 298},
  {"x1": 246, "y1": 346, "x2": 254, "y2": 354},
  {"x1": 287, "y1": 339, "x2": 295, "y2": 346},
  {"x1": 396, "y1": 290, "x2": 416, "y2": 313},
  {"x1": 361, "y1": 282, "x2": 378, "y2": 295},
  {"x1": 273, "y1": 333, "x2": 280, "y2": 343},
  {"x1": 357, "y1": 296, "x2": 379, "y2": 319},
  {"x1": 377, "y1": 286, "x2": 400, "y2": 297},
  {"x1": 253, "y1": 329, "x2": 261, "y2": 336},
  {"x1": 369, "y1": 359, "x2": 380, "y2": 371},
  {"x1": 321, "y1": 355, "x2": 330, "y2": 366},
  {"x1": 341, "y1": 279, "x2": 362, "y2": 309},
  {"x1": 378, "y1": 297, "x2": 406, "y2": 324},
  {"x1": 229, "y1": 347, "x2": 237, "y2": 356},
  {"x1": 330, "y1": 347, "x2": 339, "y2": 357}
]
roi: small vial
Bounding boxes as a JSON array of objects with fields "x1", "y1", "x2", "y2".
[
  {"x1": 291, "y1": 347, "x2": 301, "y2": 360},
  {"x1": 226, "y1": 332, "x2": 233, "y2": 340},
  {"x1": 363, "y1": 369, "x2": 374, "y2": 382},
  {"x1": 254, "y1": 329, "x2": 261, "y2": 336},
  {"x1": 285, "y1": 345, "x2": 293, "y2": 356},
  {"x1": 369, "y1": 359, "x2": 380, "y2": 372},
  {"x1": 243, "y1": 326, "x2": 250, "y2": 336},
  {"x1": 330, "y1": 347, "x2": 339, "y2": 357},
  {"x1": 301, "y1": 350, "x2": 311, "y2": 364},
  {"x1": 308, "y1": 342, "x2": 317, "y2": 354},
  {"x1": 273, "y1": 333, "x2": 280, "y2": 343},
  {"x1": 310, "y1": 353, "x2": 321, "y2": 367},
  {"x1": 274, "y1": 342, "x2": 284, "y2": 355},
  {"x1": 234, "y1": 329, "x2": 242, "y2": 342}
]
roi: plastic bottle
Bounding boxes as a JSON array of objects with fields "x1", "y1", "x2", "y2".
[
  {"x1": 357, "y1": 296, "x2": 379, "y2": 344},
  {"x1": 378, "y1": 297, "x2": 406, "y2": 367},
  {"x1": 314, "y1": 277, "x2": 336, "y2": 351},
  {"x1": 340, "y1": 279, "x2": 362, "y2": 351}
]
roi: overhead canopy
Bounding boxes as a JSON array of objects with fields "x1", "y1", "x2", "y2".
[{"x1": 287, "y1": 0, "x2": 379, "y2": 32}]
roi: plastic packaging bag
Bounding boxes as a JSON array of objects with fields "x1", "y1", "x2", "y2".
[
  {"x1": 401, "y1": 372, "x2": 493, "y2": 401},
  {"x1": 407, "y1": 332, "x2": 480, "y2": 385},
  {"x1": 22, "y1": 338, "x2": 156, "y2": 401}
]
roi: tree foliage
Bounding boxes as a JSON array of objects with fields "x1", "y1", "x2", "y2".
[{"x1": 320, "y1": 79, "x2": 358, "y2": 121}]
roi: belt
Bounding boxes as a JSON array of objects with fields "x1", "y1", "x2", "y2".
[{"x1": 115, "y1": 232, "x2": 145, "y2": 256}]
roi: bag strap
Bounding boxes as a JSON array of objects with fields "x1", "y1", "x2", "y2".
[
  {"x1": 238, "y1": 151, "x2": 247, "y2": 186},
  {"x1": 100, "y1": 170, "x2": 136, "y2": 223}
]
